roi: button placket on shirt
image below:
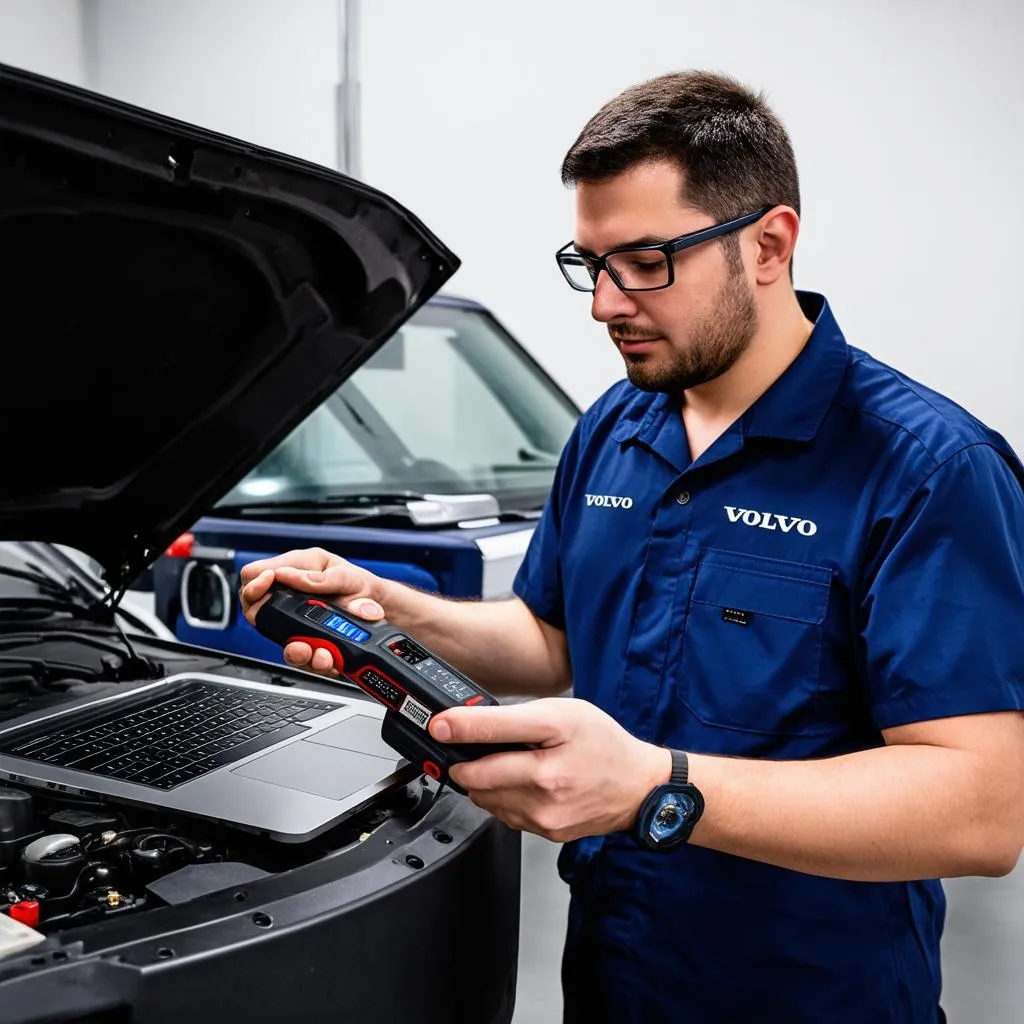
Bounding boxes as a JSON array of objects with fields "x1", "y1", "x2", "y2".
[{"x1": 617, "y1": 482, "x2": 697, "y2": 740}]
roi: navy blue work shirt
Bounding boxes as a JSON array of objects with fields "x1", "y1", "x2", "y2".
[{"x1": 513, "y1": 292, "x2": 1024, "y2": 1024}]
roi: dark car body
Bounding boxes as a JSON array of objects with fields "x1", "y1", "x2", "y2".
[
  {"x1": 0, "y1": 63, "x2": 520, "y2": 1023},
  {"x1": 150, "y1": 292, "x2": 579, "y2": 665}
]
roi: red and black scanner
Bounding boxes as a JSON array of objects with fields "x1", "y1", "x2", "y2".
[{"x1": 253, "y1": 586, "x2": 525, "y2": 791}]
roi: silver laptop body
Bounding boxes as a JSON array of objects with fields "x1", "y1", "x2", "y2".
[{"x1": 0, "y1": 672, "x2": 414, "y2": 842}]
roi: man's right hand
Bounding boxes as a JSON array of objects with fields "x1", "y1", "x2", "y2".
[{"x1": 239, "y1": 547, "x2": 388, "y2": 676}]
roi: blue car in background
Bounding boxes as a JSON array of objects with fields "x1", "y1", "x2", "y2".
[{"x1": 150, "y1": 293, "x2": 580, "y2": 663}]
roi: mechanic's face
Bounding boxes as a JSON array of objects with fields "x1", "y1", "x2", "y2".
[{"x1": 574, "y1": 160, "x2": 758, "y2": 394}]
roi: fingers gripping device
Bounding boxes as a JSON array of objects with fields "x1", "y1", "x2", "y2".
[{"x1": 253, "y1": 586, "x2": 525, "y2": 792}]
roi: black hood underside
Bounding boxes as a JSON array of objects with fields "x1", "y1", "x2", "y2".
[{"x1": 0, "y1": 64, "x2": 459, "y2": 588}]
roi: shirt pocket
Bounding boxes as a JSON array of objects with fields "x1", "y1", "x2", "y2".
[{"x1": 676, "y1": 548, "x2": 832, "y2": 736}]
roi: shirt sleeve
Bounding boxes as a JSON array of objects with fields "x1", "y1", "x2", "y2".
[
  {"x1": 511, "y1": 425, "x2": 582, "y2": 632},
  {"x1": 861, "y1": 442, "x2": 1024, "y2": 730}
]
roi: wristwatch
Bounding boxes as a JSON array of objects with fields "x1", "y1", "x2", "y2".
[{"x1": 631, "y1": 749, "x2": 704, "y2": 853}]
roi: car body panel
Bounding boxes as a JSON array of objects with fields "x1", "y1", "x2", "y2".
[
  {"x1": 0, "y1": 62, "x2": 519, "y2": 1024},
  {"x1": 158, "y1": 516, "x2": 537, "y2": 664},
  {"x1": 151, "y1": 293, "x2": 576, "y2": 664}
]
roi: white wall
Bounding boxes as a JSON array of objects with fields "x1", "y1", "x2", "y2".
[
  {"x1": 87, "y1": 0, "x2": 340, "y2": 170},
  {"x1": 359, "y1": 0, "x2": 1024, "y2": 450},
  {"x1": 11, "y1": 0, "x2": 1020, "y2": 452},
  {"x1": 0, "y1": 0, "x2": 85, "y2": 84}
]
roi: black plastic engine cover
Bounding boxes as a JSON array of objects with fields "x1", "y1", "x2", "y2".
[{"x1": 0, "y1": 795, "x2": 522, "y2": 1024}]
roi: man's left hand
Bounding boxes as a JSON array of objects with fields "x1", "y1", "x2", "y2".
[{"x1": 429, "y1": 698, "x2": 671, "y2": 842}]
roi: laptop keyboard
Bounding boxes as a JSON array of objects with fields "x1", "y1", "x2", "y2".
[{"x1": 0, "y1": 680, "x2": 339, "y2": 789}]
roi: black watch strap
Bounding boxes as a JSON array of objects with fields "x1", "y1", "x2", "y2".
[{"x1": 669, "y1": 749, "x2": 689, "y2": 786}]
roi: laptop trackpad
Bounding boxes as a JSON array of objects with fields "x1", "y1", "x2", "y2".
[
  {"x1": 307, "y1": 714, "x2": 401, "y2": 759},
  {"x1": 231, "y1": 740, "x2": 399, "y2": 801}
]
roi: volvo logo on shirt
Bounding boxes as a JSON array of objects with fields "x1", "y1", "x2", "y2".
[
  {"x1": 585, "y1": 494, "x2": 634, "y2": 509},
  {"x1": 724, "y1": 506, "x2": 818, "y2": 536}
]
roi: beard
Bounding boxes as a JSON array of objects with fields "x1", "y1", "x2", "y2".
[{"x1": 616, "y1": 264, "x2": 758, "y2": 395}]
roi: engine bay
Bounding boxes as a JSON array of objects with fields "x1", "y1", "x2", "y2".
[{"x1": 0, "y1": 622, "x2": 427, "y2": 940}]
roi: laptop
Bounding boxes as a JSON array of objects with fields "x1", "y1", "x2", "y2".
[{"x1": 0, "y1": 672, "x2": 417, "y2": 842}]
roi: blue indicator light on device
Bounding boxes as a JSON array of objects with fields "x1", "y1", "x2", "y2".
[{"x1": 323, "y1": 614, "x2": 370, "y2": 643}]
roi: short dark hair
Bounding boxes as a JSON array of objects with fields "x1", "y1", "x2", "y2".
[{"x1": 561, "y1": 69, "x2": 800, "y2": 230}]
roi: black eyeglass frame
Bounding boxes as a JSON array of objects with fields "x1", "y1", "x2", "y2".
[{"x1": 555, "y1": 206, "x2": 774, "y2": 293}]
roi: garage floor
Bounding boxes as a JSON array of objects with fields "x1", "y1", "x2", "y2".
[
  {"x1": 510, "y1": 835, "x2": 1024, "y2": 1022},
  {"x1": 511, "y1": 834, "x2": 567, "y2": 1024}
]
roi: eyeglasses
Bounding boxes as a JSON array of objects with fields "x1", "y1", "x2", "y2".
[{"x1": 555, "y1": 206, "x2": 773, "y2": 293}]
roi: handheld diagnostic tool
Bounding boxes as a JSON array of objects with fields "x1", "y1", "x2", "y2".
[{"x1": 253, "y1": 586, "x2": 526, "y2": 791}]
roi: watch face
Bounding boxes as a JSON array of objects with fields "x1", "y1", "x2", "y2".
[{"x1": 648, "y1": 791, "x2": 697, "y2": 844}]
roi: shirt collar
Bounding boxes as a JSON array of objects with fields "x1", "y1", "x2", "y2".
[
  {"x1": 741, "y1": 291, "x2": 849, "y2": 442},
  {"x1": 611, "y1": 291, "x2": 849, "y2": 455}
]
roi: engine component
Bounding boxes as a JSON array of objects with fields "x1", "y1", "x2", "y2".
[
  {"x1": 129, "y1": 832, "x2": 208, "y2": 880},
  {"x1": 77, "y1": 863, "x2": 116, "y2": 890},
  {"x1": 14, "y1": 884, "x2": 48, "y2": 903},
  {"x1": 0, "y1": 907, "x2": 45, "y2": 957},
  {"x1": 45, "y1": 808, "x2": 123, "y2": 840},
  {"x1": 21, "y1": 834, "x2": 86, "y2": 897},
  {"x1": 145, "y1": 861, "x2": 270, "y2": 905},
  {"x1": 7, "y1": 900, "x2": 40, "y2": 929},
  {"x1": 0, "y1": 789, "x2": 41, "y2": 868}
]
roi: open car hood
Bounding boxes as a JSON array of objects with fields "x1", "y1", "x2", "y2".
[{"x1": 0, "y1": 64, "x2": 460, "y2": 589}]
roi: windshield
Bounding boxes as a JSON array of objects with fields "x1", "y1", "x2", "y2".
[
  {"x1": 0, "y1": 543, "x2": 74, "y2": 597},
  {"x1": 216, "y1": 303, "x2": 579, "y2": 512},
  {"x1": 0, "y1": 542, "x2": 100, "y2": 619}
]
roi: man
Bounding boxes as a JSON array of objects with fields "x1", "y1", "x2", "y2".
[{"x1": 240, "y1": 71, "x2": 1024, "y2": 1023}]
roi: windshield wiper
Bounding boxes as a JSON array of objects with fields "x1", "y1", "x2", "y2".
[
  {"x1": 215, "y1": 491, "x2": 428, "y2": 518},
  {"x1": 0, "y1": 565, "x2": 155, "y2": 676},
  {"x1": 226, "y1": 490, "x2": 426, "y2": 509},
  {"x1": 516, "y1": 446, "x2": 560, "y2": 465},
  {"x1": 0, "y1": 564, "x2": 100, "y2": 610},
  {"x1": 216, "y1": 490, "x2": 509, "y2": 528},
  {"x1": 0, "y1": 654, "x2": 104, "y2": 680}
]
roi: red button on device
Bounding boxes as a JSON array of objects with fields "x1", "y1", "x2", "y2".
[
  {"x1": 422, "y1": 761, "x2": 442, "y2": 780},
  {"x1": 9, "y1": 900, "x2": 40, "y2": 927}
]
